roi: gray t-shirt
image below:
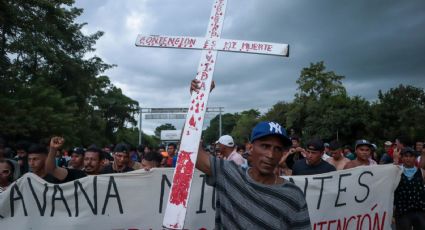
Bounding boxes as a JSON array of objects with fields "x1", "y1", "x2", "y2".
[{"x1": 207, "y1": 156, "x2": 311, "y2": 230}]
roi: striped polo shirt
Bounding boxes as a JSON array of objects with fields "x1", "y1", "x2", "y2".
[{"x1": 207, "y1": 156, "x2": 311, "y2": 230}]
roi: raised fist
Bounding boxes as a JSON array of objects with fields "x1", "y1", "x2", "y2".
[{"x1": 50, "y1": 136, "x2": 65, "y2": 149}]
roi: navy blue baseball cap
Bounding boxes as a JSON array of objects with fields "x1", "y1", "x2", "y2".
[
  {"x1": 355, "y1": 139, "x2": 373, "y2": 149},
  {"x1": 400, "y1": 147, "x2": 419, "y2": 157},
  {"x1": 250, "y1": 121, "x2": 292, "y2": 147}
]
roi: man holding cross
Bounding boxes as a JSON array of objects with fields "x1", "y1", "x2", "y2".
[
  {"x1": 136, "y1": 0, "x2": 292, "y2": 228},
  {"x1": 196, "y1": 121, "x2": 311, "y2": 229}
]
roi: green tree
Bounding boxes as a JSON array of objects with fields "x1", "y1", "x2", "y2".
[
  {"x1": 0, "y1": 0, "x2": 139, "y2": 146},
  {"x1": 154, "y1": 123, "x2": 176, "y2": 138},
  {"x1": 92, "y1": 77, "x2": 139, "y2": 142},
  {"x1": 202, "y1": 113, "x2": 240, "y2": 144},
  {"x1": 285, "y1": 61, "x2": 371, "y2": 143},
  {"x1": 370, "y1": 84, "x2": 425, "y2": 143},
  {"x1": 296, "y1": 61, "x2": 346, "y2": 99},
  {"x1": 261, "y1": 101, "x2": 292, "y2": 128},
  {"x1": 231, "y1": 109, "x2": 260, "y2": 144}
]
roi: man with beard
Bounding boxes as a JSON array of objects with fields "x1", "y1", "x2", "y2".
[{"x1": 83, "y1": 146, "x2": 104, "y2": 175}]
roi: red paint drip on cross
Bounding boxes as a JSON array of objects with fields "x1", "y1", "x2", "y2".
[{"x1": 169, "y1": 151, "x2": 195, "y2": 207}]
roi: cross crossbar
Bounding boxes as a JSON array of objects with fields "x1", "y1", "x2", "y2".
[{"x1": 136, "y1": 35, "x2": 289, "y2": 57}]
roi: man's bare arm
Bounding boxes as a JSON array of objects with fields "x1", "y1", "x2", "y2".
[
  {"x1": 46, "y1": 136, "x2": 68, "y2": 181},
  {"x1": 196, "y1": 143, "x2": 212, "y2": 176},
  {"x1": 419, "y1": 152, "x2": 425, "y2": 170}
]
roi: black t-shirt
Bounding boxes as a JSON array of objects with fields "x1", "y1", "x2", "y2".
[
  {"x1": 285, "y1": 152, "x2": 305, "y2": 170},
  {"x1": 43, "y1": 168, "x2": 87, "y2": 184},
  {"x1": 99, "y1": 164, "x2": 134, "y2": 174},
  {"x1": 292, "y1": 159, "x2": 336, "y2": 176}
]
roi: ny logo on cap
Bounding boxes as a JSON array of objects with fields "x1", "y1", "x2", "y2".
[{"x1": 269, "y1": 122, "x2": 282, "y2": 134}]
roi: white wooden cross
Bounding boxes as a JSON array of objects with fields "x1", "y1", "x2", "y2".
[{"x1": 135, "y1": 0, "x2": 289, "y2": 228}]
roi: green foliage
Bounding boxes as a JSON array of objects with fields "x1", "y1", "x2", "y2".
[
  {"x1": 231, "y1": 109, "x2": 260, "y2": 144},
  {"x1": 280, "y1": 61, "x2": 371, "y2": 144},
  {"x1": 370, "y1": 84, "x2": 425, "y2": 144},
  {"x1": 296, "y1": 61, "x2": 346, "y2": 99},
  {"x1": 0, "y1": 0, "x2": 140, "y2": 146},
  {"x1": 1, "y1": 1, "x2": 423, "y2": 149},
  {"x1": 154, "y1": 123, "x2": 176, "y2": 138},
  {"x1": 261, "y1": 101, "x2": 291, "y2": 127},
  {"x1": 202, "y1": 113, "x2": 240, "y2": 144}
]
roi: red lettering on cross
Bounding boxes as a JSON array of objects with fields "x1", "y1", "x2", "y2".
[
  {"x1": 203, "y1": 63, "x2": 210, "y2": 72},
  {"x1": 223, "y1": 41, "x2": 231, "y2": 50},
  {"x1": 203, "y1": 40, "x2": 210, "y2": 49},
  {"x1": 139, "y1": 37, "x2": 146, "y2": 45},
  {"x1": 201, "y1": 71, "x2": 208, "y2": 80},
  {"x1": 241, "y1": 42, "x2": 249, "y2": 51},
  {"x1": 266, "y1": 44, "x2": 272, "y2": 51}
]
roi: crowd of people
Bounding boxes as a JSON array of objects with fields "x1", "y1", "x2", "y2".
[
  {"x1": 0, "y1": 79, "x2": 423, "y2": 229},
  {"x1": 0, "y1": 137, "x2": 170, "y2": 190},
  {"x1": 1, "y1": 122, "x2": 425, "y2": 229},
  {"x1": 209, "y1": 132, "x2": 425, "y2": 229}
]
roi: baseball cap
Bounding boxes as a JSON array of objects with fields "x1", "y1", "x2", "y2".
[
  {"x1": 250, "y1": 121, "x2": 292, "y2": 147},
  {"x1": 114, "y1": 143, "x2": 129, "y2": 153},
  {"x1": 216, "y1": 135, "x2": 235, "y2": 147},
  {"x1": 355, "y1": 139, "x2": 373, "y2": 149},
  {"x1": 329, "y1": 140, "x2": 342, "y2": 150},
  {"x1": 306, "y1": 138, "x2": 324, "y2": 152},
  {"x1": 400, "y1": 147, "x2": 419, "y2": 157},
  {"x1": 384, "y1": 141, "x2": 392, "y2": 146},
  {"x1": 72, "y1": 147, "x2": 85, "y2": 155}
]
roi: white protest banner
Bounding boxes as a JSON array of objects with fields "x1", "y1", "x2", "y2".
[
  {"x1": 0, "y1": 165, "x2": 401, "y2": 230},
  {"x1": 285, "y1": 164, "x2": 402, "y2": 230},
  {"x1": 0, "y1": 169, "x2": 215, "y2": 230}
]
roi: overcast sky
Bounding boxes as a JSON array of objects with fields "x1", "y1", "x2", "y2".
[{"x1": 74, "y1": 0, "x2": 425, "y2": 135}]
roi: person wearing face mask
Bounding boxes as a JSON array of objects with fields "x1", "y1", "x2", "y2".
[{"x1": 393, "y1": 147, "x2": 425, "y2": 229}]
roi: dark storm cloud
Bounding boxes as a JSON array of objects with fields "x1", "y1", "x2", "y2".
[{"x1": 74, "y1": 0, "x2": 425, "y2": 133}]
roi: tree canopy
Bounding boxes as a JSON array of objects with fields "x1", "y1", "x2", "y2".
[
  {"x1": 1, "y1": 1, "x2": 423, "y2": 150},
  {"x1": 0, "y1": 0, "x2": 138, "y2": 147},
  {"x1": 202, "y1": 61, "x2": 425, "y2": 149}
]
